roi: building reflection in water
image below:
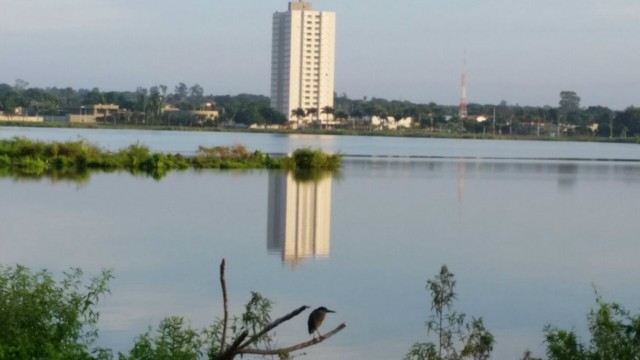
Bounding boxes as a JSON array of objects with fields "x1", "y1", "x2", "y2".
[{"x1": 267, "y1": 172, "x2": 332, "y2": 267}]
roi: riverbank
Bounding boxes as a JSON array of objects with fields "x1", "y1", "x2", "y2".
[{"x1": 2, "y1": 121, "x2": 639, "y2": 144}]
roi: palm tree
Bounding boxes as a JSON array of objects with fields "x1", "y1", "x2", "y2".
[
  {"x1": 321, "y1": 106, "x2": 334, "y2": 129},
  {"x1": 306, "y1": 108, "x2": 319, "y2": 123},
  {"x1": 351, "y1": 109, "x2": 364, "y2": 130},
  {"x1": 334, "y1": 110, "x2": 349, "y2": 126},
  {"x1": 376, "y1": 109, "x2": 389, "y2": 130},
  {"x1": 135, "y1": 87, "x2": 148, "y2": 124},
  {"x1": 148, "y1": 88, "x2": 164, "y2": 125},
  {"x1": 291, "y1": 107, "x2": 306, "y2": 128}
]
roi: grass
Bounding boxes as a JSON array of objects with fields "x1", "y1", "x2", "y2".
[{"x1": 0, "y1": 138, "x2": 341, "y2": 180}]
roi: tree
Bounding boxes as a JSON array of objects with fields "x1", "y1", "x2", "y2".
[
  {"x1": 135, "y1": 87, "x2": 149, "y2": 124},
  {"x1": 321, "y1": 106, "x2": 334, "y2": 128},
  {"x1": 334, "y1": 110, "x2": 349, "y2": 124},
  {"x1": 306, "y1": 107, "x2": 318, "y2": 122},
  {"x1": 234, "y1": 105, "x2": 265, "y2": 125},
  {"x1": 175, "y1": 83, "x2": 188, "y2": 102},
  {"x1": 291, "y1": 107, "x2": 306, "y2": 127},
  {"x1": 542, "y1": 290, "x2": 640, "y2": 360},
  {"x1": 148, "y1": 87, "x2": 164, "y2": 125},
  {"x1": 189, "y1": 84, "x2": 204, "y2": 103},
  {"x1": 405, "y1": 265, "x2": 494, "y2": 360},
  {"x1": 612, "y1": 107, "x2": 640, "y2": 138},
  {"x1": 350, "y1": 109, "x2": 364, "y2": 129},
  {"x1": 14, "y1": 78, "x2": 29, "y2": 91},
  {"x1": 376, "y1": 109, "x2": 389, "y2": 130},
  {"x1": 120, "y1": 317, "x2": 205, "y2": 360},
  {"x1": 0, "y1": 265, "x2": 113, "y2": 360},
  {"x1": 559, "y1": 91, "x2": 581, "y2": 113},
  {"x1": 258, "y1": 106, "x2": 287, "y2": 125}
]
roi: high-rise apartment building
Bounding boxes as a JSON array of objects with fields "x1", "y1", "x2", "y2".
[{"x1": 271, "y1": 1, "x2": 335, "y2": 122}]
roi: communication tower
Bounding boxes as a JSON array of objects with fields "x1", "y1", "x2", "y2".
[{"x1": 459, "y1": 56, "x2": 468, "y2": 118}]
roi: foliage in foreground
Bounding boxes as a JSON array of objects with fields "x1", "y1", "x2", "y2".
[
  {"x1": 0, "y1": 138, "x2": 341, "y2": 180},
  {"x1": 405, "y1": 265, "x2": 494, "y2": 360},
  {"x1": 539, "y1": 290, "x2": 640, "y2": 360},
  {"x1": 4, "y1": 262, "x2": 638, "y2": 360},
  {"x1": 0, "y1": 262, "x2": 344, "y2": 360},
  {"x1": 0, "y1": 265, "x2": 114, "y2": 360}
]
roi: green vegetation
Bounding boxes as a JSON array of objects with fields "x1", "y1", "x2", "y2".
[
  {"x1": 2, "y1": 263, "x2": 639, "y2": 359},
  {"x1": 0, "y1": 265, "x2": 114, "y2": 360},
  {"x1": 3, "y1": 80, "x2": 640, "y2": 141},
  {"x1": 0, "y1": 261, "x2": 345, "y2": 360},
  {"x1": 0, "y1": 138, "x2": 341, "y2": 180},
  {"x1": 406, "y1": 266, "x2": 640, "y2": 360},
  {"x1": 405, "y1": 265, "x2": 494, "y2": 360},
  {"x1": 537, "y1": 289, "x2": 640, "y2": 360}
]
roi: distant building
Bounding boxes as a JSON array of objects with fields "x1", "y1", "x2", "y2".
[
  {"x1": 0, "y1": 107, "x2": 44, "y2": 122},
  {"x1": 161, "y1": 105, "x2": 219, "y2": 120},
  {"x1": 363, "y1": 116, "x2": 414, "y2": 130},
  {"x1": 271, "y1": 1, "x2": 336, "y2": 123},
  {"x1": 68, "y1": 104, "x2": 120, "y2": 123}
]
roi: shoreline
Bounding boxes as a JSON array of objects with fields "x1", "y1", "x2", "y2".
[{"x1": 2, "y1": 121, "x2": 639, "y2": 145}]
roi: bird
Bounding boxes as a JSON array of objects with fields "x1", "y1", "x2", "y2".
[{"x1": 307, "y1": 306, "x2": 335, "y2": 338}]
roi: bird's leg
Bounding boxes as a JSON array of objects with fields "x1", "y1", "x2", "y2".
[{"x1": 315, "y1": 329, "x2": 322, "y2": 339}]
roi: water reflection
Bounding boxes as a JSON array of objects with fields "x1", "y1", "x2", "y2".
[
  {"x1": 557, "y1": 163, "x2": 579, "y2": 190},
  {"x1": 345, "y1": 158, "x2": 640, "y2": 186},
  {"x1": 267, "y1": 172, "x2": 332, "y2": 267}
]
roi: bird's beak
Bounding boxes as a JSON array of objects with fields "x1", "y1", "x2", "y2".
[{"x1": 326, "y1": 309, "x2": 336, "y2": 313}]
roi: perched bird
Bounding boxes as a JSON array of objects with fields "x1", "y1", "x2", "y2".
[{"x1": 308, "y1": 306, "x2": 336, "y2": 338}]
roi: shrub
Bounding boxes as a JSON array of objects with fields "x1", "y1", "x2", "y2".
[
  {"x1": 0, "y1": 155, "x2": 10, "y2": 168},
  {"x1": 286, "y1": 148, "x2": 341, "y2": 171},
  {"x1": 0, "y1": 265, "x2": 113, "y2": 359}
]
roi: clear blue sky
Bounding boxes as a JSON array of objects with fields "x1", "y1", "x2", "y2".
[{"x1": 1, "y1": 0, "x2": 638, "y2": 109}]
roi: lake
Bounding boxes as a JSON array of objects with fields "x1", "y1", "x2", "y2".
[{"x1": 1, "y1": 127, "x2": 639, "y2": 359}]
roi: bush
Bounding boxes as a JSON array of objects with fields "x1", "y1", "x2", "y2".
[
  {"x1": 0, "y1": 265, "x2": 113, "y2": 359},
  {"x1": 0, "y1": 139, "x2": 342, "y2": 181},
  {"x1": 121, "y1": 317, "x2": 205, "y2": 360},
  {"x1": 0, "y1": 155, "x2": 10, "y2": 168},
  {"x1": 286, "y1": 148, "x2": 341, "y2": 171},
  {"x1": 15, "y1": 156, "x2": 46, "y2": 175},
  {"x1": 543, "y1": 291, "x2": 640, "y2": 360}
]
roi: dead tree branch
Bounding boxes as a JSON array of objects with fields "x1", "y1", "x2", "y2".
[
  {"x1": 239, "y1": 305, "x2": 310, "y2": 349},
  {"x1": 215, "y1": 330, "x2": 249, "y2": 360},
  {"x1": 212, "y1": 259, "x2": 347, "y2": 360},
  {"x1": 239, "y1": 323, "x2": 347, "y2": 356},
  {"x1": 219, "y1": 259, "x2": 229, "y2": 353}
]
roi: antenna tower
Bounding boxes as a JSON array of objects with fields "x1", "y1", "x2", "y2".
[{"x1": 459, "y1": 55, "x2": 468, "y2": 118}]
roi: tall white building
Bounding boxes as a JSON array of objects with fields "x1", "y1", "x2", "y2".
[{"x1": 271, "y1": 1, "x2": 336, "y2": 122}]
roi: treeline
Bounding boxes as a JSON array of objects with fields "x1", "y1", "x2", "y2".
[
  {"x1": 0, "y1": 80, "x2": 287, "y2": 126},
  {"x1": 2, "y1": 79, "x2": 640, "y2": 138},
  {"x1": 334, "y1": 92, "x2": 640, "y2": 138}
]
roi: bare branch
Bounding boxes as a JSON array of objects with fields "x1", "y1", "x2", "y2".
[
  {"x1": 239, "y1": 305, "x2": 310, "y2": 349},
  {"x1": 215, "y1": 330, "x2": 249, "y2": 360},
  {"x1": 239, "y1": 323, "x2": 347, "y2": 356},
  {"x1": 219, "y1": 259, "x2": 229, "y2": 354}
]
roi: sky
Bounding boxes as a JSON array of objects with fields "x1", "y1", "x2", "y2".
[{"x1": 1, "y1": 0, "x2": 639, "y2": 109}]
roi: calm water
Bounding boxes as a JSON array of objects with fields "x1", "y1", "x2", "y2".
[
  {"x1": 1, "y1": 127, "x2": 640, "y2": 359},
  {"x1": 2, "y1": 126, "x2": 640, "y2": 160}
]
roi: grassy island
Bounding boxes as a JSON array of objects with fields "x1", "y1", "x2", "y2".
[{"x1": 0, "y1": 138, "x2": 341, "y2": 179}]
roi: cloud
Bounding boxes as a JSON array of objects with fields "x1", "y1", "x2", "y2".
[{"x1": 0, "y1": 0, "x2": 130, "y2": 33}]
